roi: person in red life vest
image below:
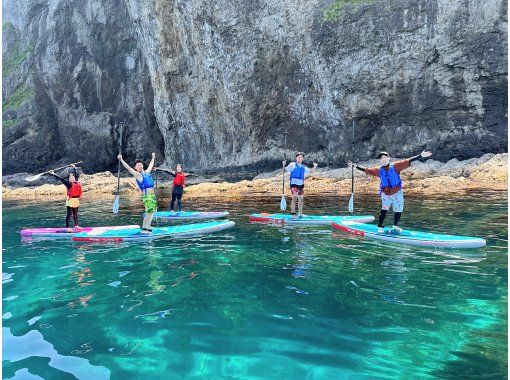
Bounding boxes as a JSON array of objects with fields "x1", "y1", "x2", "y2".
[
  {"x1": 349, "y1": 150, "x2": 432, "y2": 234},
  {"x1": 156, "y1": 164, "x2": 195, "y2": 213},
  {"x1": 47, "y1": 164, "x2": 83, "y2": 228},
  {"x1": 283, "y1": 152, "x2": 318, "y2": 218},
  {"x1": 117, "y1": 152, "x2": 157, "y2": 233}
]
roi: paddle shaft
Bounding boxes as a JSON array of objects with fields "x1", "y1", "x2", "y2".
[
  {"x1": 116, "y1": 123, "x2": 124, "y2": 195},
  {"x1": 27, "y1": 161, "x2": 83, "y2": 181},
  {"x1": 47, "y1": 161, "x2": 83, "y2": 174},
  {"x1": 116, "y1": 160, "x2": 121, "y2": 194},
  {"x1": 155, "y1": 159, "x2": 158, "y2": 188},
  {"x1": 282, "y1": 130, "x2": 287, "y2": 194},
  {"x1": 351, "y1": 119, "x2": 354, "y2": 193}
]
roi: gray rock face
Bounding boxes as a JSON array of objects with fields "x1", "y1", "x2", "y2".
[
  {"x1": 3, "y1": 0, "x2": 507, "y2": 176},
  {"x1": 2, "y1": 0, "x2": 164, "y2": 175}
]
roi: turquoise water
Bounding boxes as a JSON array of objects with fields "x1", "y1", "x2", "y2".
[{"x1": 2, "y1": 192, "x2": 508, "y2": 379}]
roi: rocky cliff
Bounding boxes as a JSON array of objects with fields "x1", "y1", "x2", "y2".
[
  {"x1": 2, "y1": 0, "x2": 165, "y2": 174},
  {"x1": 2, "y1": 0, "x2": 507, "y2": 175}
]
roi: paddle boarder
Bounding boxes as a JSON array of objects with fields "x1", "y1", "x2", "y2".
[
  {"x1": 156, "y1": 164, "x2": 195, "y2": 213},
  {"x1": 349, "y1": 150, "x2": 432, "y2": 233},
  {"x1": 117, "y1": 153, "x2": 157, "y2": 233},
  {"x1": 283, "y1": 152, "x2": 318, "y2": 218},
  {"x1": 47, "y1": 164, "x2": 82, "y2": 228}
]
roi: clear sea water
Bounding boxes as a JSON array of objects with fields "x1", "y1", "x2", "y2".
[{"x1": 2, "y1": 191, "x2": 508, "y2": 379}]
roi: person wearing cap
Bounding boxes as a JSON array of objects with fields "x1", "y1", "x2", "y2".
[
  {"x1": 283, "y1": 152, "x2": 318, "y2": 218},
  {"x1": 349, "y1": 150, "x2": 432, "y2": 234}
]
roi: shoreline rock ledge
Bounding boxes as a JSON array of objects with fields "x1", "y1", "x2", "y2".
[{"x1": 2, "y1": 154, "x2": 507, "y2": 200}]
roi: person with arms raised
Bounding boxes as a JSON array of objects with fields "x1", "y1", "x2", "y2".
[
  {"x1": 117, "y1": 153, "x2": 157, "y2": 233},
  {"x1": 156, "y1": 163, "x2": 195, "y2": 213},
  {"x1": 350, "y1": 150, "x2": 432, "y2": 234},
  {"x1": 47, "y1": 164, "x2": 83, "y2": 229}
]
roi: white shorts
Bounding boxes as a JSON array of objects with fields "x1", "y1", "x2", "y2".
[{"x1": 381, "y1": 190, "x2": 404, "y2": 212}]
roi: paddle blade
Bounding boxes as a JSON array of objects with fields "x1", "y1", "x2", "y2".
[
  {"x1": 348, "y1": 194, "x2": 354, "y2": 213},
  {"x1": 26, "y1": 173, "x2": 42, "y2": 182},
  {"x1": 280, "y1": 196, "x2": 287, "y2": 211},
  {"x1": 112, "y1": 195, "x2": 120, "y2": 214}
]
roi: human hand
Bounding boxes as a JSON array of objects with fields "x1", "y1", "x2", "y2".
[
  {"x1": 421, "y1": 151, "x2": 432, "y2": 158},
  {"x1": 313, "y1": 162, "x2": 318, "y2": 168},
  {"x1": 282, "y1": 160, "x2": 287, "y2": 167},
  {"x1": 152, "y1": 152, "x2": 156, "y2": 158},
  {"x1": 117, "y1": 154, "x2": 122, "y2": 160}
]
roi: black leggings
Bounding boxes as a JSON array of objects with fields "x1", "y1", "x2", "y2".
[
  {"x1": 170, "y1": 193, "x2": 183, "y2": 212},
  {"x1": 378, "y1": 210, "x2": 401, "y2": 227},
  {"x1": 66, "y1": 207, "x2": 79, "y2": 228}
]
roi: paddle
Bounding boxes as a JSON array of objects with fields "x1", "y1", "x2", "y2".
[
  {"x1": 280, "y1": 130, "x2": 288, "y2": 211},
  {"x1": 348, "y1": 119, "x2": 354, "y2": 213},
  {"x1": 154, "y1": 149, "x2": 158, "y2": 188},
  {"x1": 26, "y1": 161, "x2": 83, "y2": 182},
  {"x1": 112, "y1": 123, "x2": 124, "y2": 214},
  {"x1": 112, "y1": 159, "x2": 121, "y2": 214}
]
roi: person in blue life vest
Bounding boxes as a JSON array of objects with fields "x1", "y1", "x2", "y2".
[
  {"x1": 283, "y1": 152, "x2": 318, "y2": 218},
  {"x1": 117, "y1": 152, "x2": 157, "y2": 233},
  {"x1": 349, "y1": 150, "x2": 432, "y2": 234}
]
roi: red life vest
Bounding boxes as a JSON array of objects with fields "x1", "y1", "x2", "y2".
[
  {"x1": 67, "y1": 182, "x2": 82, "y2": 198},
  {"x1": 173, "y1": 173, "x2": 185, "y2": 187}
]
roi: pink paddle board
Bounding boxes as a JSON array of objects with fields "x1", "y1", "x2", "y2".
[{"x1": 20, "y1": 225, "x2": 140, "y2": 238}]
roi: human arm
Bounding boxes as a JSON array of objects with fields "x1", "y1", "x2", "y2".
[
  {"x1": 155, "y1": 167, "x2": 176, "y2": 177},
  {"x1": 302, "y1": 162, "x2": 318, "y2": 176},
  {"x1": 47, "y1": 171, "x2": 72, "y2": 188},
  {"x1": 70, "y1": 164, "x2": 80, "y2": 181},
  {"x1": 348, "y1": 161, "x2": 380, "y2": 177},
  {"x1": 146, "y1": 153, "x2": 156, "y2": 173},
  {"x1": 117, "y1": 154, "x2": 142, "y2": 180},
  {"x1": 411, "y1": 150, "x2": 432, "y2": 162},
  {"x1": 284, "y1": 162, "x2": 294, "y2": 173},
  {"x1": 394, "y1": 151, "x2": 432, "y2": 172}
]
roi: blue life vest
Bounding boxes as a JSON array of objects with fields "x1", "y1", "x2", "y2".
[
  {"x1": 290, "y1": 164, "x2": 305, "y2": 185},
  {"x1": 379, "y1": 164, "x2": 402, "y2": 194},
  {"x1": 136, "y1": 172, "x2": 154, "y2": 193}
]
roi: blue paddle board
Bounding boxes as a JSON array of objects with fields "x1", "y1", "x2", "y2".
[
  {"x1": 73, "y1": 220, "x2": 235, "y2": 242},
  {"x1": 332, "y1": 220, "x2": 486, "y2": 249},
  {"x1": 153, "y1": 211, "x2": 229, "y2": 220},
  {"x1": 249, "y1": 213, "x2": 375, "y2": 225}
]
